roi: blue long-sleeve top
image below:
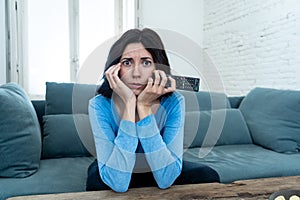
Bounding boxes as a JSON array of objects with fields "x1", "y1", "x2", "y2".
[{"x1": 88, "y1": 91, "x2": 185, "y2": 192}]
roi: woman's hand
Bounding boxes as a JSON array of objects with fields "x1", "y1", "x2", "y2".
[
  {"x1": 105, "y1": 63, "x2": 136, "y2": 122},
  {"x1": 105, "y1": 63, "x2": 136, "y2": 104},
  {"x1": 137, "y1": 70, "x2": 176, "y2": 119}
]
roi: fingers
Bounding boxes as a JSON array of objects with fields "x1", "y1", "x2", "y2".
[
  {"x1": 105, "y1": 63, "x2": 135, "y2": 102},
  {"x1": 138, "y1": 70, "x2": 175, "y2": 106},
  {"x1": 152, "y1": 70, "x2": 160, "y2": 86},
  {"x1": 105, "y1": 63, "x2": 121, "y2": 89},
  {"x1": 158, "y1": 71, "x2": 168, "y2": 88},
  {"x1": 152, "y1": 70, "x2": 167, "y2": 88},
  {"x1": 147, "y1": 76, "x2": 154, "y2": 88},
  {"x1": 150, "y1": 70, "x2": 175, "y2": 94},
  {"x1": 164, "y1": 76, "x2": 176, "y2": 93}
]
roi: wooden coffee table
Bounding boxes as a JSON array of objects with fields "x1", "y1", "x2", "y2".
[{"x1": 7, "y1": 176, "x2": 300, "y2": 200}]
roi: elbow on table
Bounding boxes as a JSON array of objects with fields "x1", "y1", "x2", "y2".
[
  {"x1": 111, "y1": 185, "x2": 129, "y2": 193},
  {"x1": 157, "y1": 182, "x2": 172, "y2": 190},
  {"x1": 156, "y1": 170, "x2": 181, "y2": 190},
  {"x1": 101, "y1": 171, "x2": 130, "y2": 193},
  {"x1": 156, "y1": 161, "x2": 182, "y2": 189}
]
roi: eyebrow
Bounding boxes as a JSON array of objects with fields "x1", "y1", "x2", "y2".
[
  {"x1": 120, "y1": 58, "x2": 133, "y2": 62},
  {"x1": 120, "y1": 57, "x2": 153, "y2": 61},
  {"x1": 141, "y1": 57, "x2": 153, "y2": 60}
]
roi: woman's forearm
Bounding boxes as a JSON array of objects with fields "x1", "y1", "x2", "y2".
[
  {"x1": 137, "y1": 103, "x2": 152, "y2": 120},
  {"x1": 122, "y1": 99, "x2": 137, "y2": 122}
]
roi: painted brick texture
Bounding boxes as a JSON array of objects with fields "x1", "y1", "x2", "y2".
[{"x1": 203, "y1": 0, "x2": 300, "y2": 96}]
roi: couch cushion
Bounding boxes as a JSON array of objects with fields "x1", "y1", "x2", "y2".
[
  {"x1": 174, "y1": 160, "x2": 220, "y2": 185},
  {"x1": 179, "y1": 90, "x2": 231, "y2": 112},
  {"x1": 42, "y1": 114, "x2": 94, "y2": 158},
  {"x1": 184, "y1": 144, "x2": 300, "y2": 183},
  {"x1": 0, "y1": 83, "x2": 41, "y2": 178},
  {"x1": 45, "y1": 82, "x2": 97, "y2": 115},
  {"x1": 239, "y1": 87, "x2": 300, "y2": 153},
  {"x1": 184, "y1": 109, "x2": 252, "y2": 148},
  {"x1": 43, "y1": 82, "x2": 97, "y2": 159},
  {"x1": 0, "y1": 157, "x2": 94, "y2": 199}
]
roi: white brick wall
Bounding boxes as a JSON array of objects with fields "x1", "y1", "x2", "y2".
[{"x1": 203, "y1": 0, "x2": 300, "y2": 96}]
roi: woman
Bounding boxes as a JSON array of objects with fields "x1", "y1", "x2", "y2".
[{"x1": 87, "y1": 28, "x2": 185, "y2": 192}]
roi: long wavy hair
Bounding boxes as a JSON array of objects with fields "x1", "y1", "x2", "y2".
[{"x1": 97, "y1": 28, "x2": 171, "y2": 98}]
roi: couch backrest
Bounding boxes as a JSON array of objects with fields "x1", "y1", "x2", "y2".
[
  {"x1": 184, "y1": 109, "x2": 253, "y2": 148},
  {"x1": 181, "y1": 91, "x2": 252, "y2": 149},
  {"x1": 36, "y1": 82, "x2": 98, "y2": 159},
  {"x1": 179, "y1": 90, "x2": 231, "y2": 112},
  {"x1": 228, "y1": 96, "x2": 244, "y2": 108},
  {"x1": 32, "y1": 82, "x2": 250, "y2": 156},
  {"x1": 45, "y1": 82, "x2": 97, "y2": 115},
  {"x1": 240, "y1": 87, "x2": 300, "y2": 154}
]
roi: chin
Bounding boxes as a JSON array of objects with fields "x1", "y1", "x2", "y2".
[{"x1": 133, "y1": 90, "x2": 142, "y2": 96}]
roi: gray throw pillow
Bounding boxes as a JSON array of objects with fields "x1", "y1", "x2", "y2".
[
  {"x1": 0, "y1": 83, "x2": 41, "y2": 178},
  {"x1": 42, "y1": 114, "x2": 94, "y2": 158},
  {"x1": 184, "y1": 109, "x2": 252, "y2": 148},
  {"x1": 240, "y1": 87, "x2": 300, "y2": 153}
]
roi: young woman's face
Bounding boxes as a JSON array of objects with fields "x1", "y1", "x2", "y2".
[{"x1": 119, "y1": 43, "x2": 155, "y2": 96}]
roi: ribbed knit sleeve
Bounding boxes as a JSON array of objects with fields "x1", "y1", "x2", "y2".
[
  {"x1": 88, "y1": 95, "x2": 138, "y2": 192},
  {"x1": 136, "y1": 93, "x2": 185, "y2": 189}
]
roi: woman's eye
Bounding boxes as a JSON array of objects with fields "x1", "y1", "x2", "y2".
[
  {"x1": 122, "y1": 60, "x2": 131, "y2": 66},
  {"x1": 143, "y1": 60, "x2": 152, "y2": 66}
]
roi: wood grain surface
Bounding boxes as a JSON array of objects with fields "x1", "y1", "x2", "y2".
[{"x1": 7, "y1": 176, "x2": 300, "y2": 200}]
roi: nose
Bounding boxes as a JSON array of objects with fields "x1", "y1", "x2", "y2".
[{"x1": 132, "y1": 63, "x2": 141, "y2": 78}]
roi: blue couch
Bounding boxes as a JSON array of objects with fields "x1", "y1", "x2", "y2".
[{"x1": 0, "y1": 82, "x2": 299, "y2": 200}]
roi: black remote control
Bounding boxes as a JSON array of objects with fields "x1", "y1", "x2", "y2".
[
  {"x1": 169, "y1": 75, "x2": 200, "y2": 92},
  {"x1": 152, "y1": 74, "x2": 200, "y2": 92}
]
